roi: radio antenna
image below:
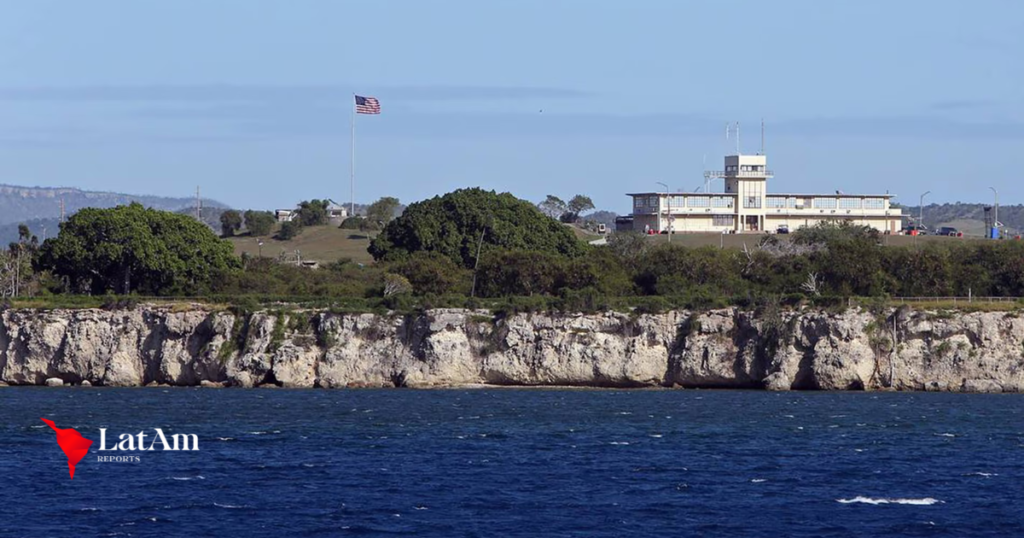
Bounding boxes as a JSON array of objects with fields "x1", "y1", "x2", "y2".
[{"x1": 760, "y1": 118, "x2": 765, "y2": 155}]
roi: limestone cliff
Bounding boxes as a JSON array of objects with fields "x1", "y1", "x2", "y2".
[{"x1": 1, "y1": 305, "x2": 1023, "y2": 392}]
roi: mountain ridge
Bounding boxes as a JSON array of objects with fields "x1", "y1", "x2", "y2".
[{"x1": 0, "y1": 183, "x2": 228, "y2": 226}]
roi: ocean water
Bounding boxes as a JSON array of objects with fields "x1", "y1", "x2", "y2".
[{"x1": 1, "y1": 388, "x2": 1023, "y2": 537}]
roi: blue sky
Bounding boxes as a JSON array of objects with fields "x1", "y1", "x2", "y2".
[{"x1": 0, "y1": 0, "x2": 1021, "y2": 213}]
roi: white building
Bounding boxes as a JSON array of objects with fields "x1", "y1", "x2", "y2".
[
  {"x1": 628, "y1": 153, "x2": 902, "y2": 234},
  {"x1": 325, "y1": 200, "x2": 349, "y2": 222},
  {"x1": 275, "y1": 200, "x2": 349, "y2": 224}
]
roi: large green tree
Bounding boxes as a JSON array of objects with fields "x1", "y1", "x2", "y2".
[
  {"x1": 220, "y1": 209, "x2": 243, "y2": 237},
  {"x1": 562, "y1": 194, "x2": 595, "y2": 223},
  {"x1": 244, "y1": 210, "x2": 275, "y2": 237},
  {"x1": 37, "y1": 203, "x2": 239, "y2": 295},
  {"x1": 368, "y1": 188, "x2": 585, "y2": 268},
  {"x1": 365, "y1": 196, "x2": 402, "y2": 231},
  {"x1": 296, "y1": 200, "x2": 329, "y2": 227},
  {"x1": 538, "y1": 195, "x2": 567, "y2": 219}
]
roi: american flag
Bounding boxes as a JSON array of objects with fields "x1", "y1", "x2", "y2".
[{"x1": 355, "y1": 95, "x2": 381, "y2": 114}]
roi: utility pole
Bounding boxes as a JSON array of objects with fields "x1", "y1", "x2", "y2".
[
  {"x1": 917, "y1": 190, "x2": 930, "y2": 247},
  {"x1": 59, "y1": 197, "x2": 66, "y2": 223},
  {"x1": 470, "y1": 227, "x2": 486, "y2": 297},
  {"x1": 195, "y1": 186, "x2": 202, "y2": 222},
  {"x1": 918, "y1": 191, "x2": 930, "y2": 229},
  {"x1": 13, "y1": 243, "x2": 19, "y2": 298},
  {"x1": 990, "y1": 187, "x2": 999, "y2": 239}
]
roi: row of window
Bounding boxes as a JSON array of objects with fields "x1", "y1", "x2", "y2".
[
  {"x1": 638, "y1": 196, "x2": 887, "y2": 210},
  {"x1": 764, "y1": 197, "x2": 887, "y2": 210},
  {"x1": 635, "y1": 196, "x2": 735, "y2": 208}
]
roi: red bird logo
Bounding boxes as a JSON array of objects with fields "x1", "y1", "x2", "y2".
[{"x1": 41, "y1": 418, "x2": 94, "y2": 479}]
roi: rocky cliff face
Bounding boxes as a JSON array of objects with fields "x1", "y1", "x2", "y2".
[{"x1": 2, "y1": 305, "x2": 1023, "y2": 392}]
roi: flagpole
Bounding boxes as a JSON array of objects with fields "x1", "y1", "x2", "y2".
[{"x1": 350, "y1": 94, "x2": 356, "y2": 218}]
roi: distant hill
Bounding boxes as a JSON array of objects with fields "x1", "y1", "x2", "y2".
[
  {"x1": 0, "y1": 184, "x2": 227, "y2": 226},
  {"x1": 0, "y1": 184, "x2": 228, "y2": 244},
  {"x1": 900, "y1": 203, "x2": 1024, "y2": 236}
]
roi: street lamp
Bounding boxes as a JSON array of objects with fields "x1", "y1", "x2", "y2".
[
  {"x1": 990, "y1": 186, "x2": 999, "y2": 239},
  {"x1": 919, "y1": 191, "x2": 931, "y2": 231},
  {"x1": 656, "y1": 181, "x2": 672, "y2": 242}
]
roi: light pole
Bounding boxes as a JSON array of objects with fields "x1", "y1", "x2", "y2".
[
  {"x1": 657, "y1": 181, "x2": 671, "y2": 242},
  {"x1": 918, "y1": 190, "x2": 930, "y2": 231},
  {"x1": 990, "y1": 186, "x2": 999, "y2": 239}
]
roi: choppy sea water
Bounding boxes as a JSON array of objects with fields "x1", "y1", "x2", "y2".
[{"x1": 1, "y1": 388, "x2": 1023, "y2": 537}]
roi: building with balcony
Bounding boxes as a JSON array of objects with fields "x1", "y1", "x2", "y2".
[{"x1": 628, "y1": 153, "x2": 902, "y2": 234}]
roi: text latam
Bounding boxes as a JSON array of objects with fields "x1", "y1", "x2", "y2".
[{"x1": 98, "y1": 429, "x2": 199, "y2": 451}]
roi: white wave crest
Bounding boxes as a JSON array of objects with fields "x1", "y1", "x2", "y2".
[{"x1": 837, "y1": 496, "x2": 941, "y2": 506}]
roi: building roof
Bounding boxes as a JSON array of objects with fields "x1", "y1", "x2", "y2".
[
  {"x1": 627, "y1": 192, "x2": 895, "y2": 198},
  {"x1": 627, "y1": 192, "x2": 734, "y2": 196},
  {"x1": 325, "y1": 199, "x2": 347, "y2": 211},
  {"x1": 770, "y1": 193, "x2": 897, "y2": 199}
]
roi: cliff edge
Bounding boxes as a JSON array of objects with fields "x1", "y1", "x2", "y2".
[{"x1": 1, "y1": 306, "x2": 1022, "y2": 392}]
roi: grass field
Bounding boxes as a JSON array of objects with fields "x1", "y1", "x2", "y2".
[
  {"x1": 565, "y1": 223, "x2": 603, "y2": 243},
  {"x1": 226, "y1": 223, "x2": 1005, "y2": 266},
  {"x1": 229, "y1": 223, "x2": 605, "y2": 264},
  {"x1": 228, "y1": 225, "x2": 376, "y2": 264}
]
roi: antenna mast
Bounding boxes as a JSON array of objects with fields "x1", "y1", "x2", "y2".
[
  {"x1": 760, "y1": 119, "x2": 765, "y2": 155},
  {"x1": 195, "y1": 186, "x2": 202, "y2": 221},
  {"x1": 703, "y1": 154, "x2": 709, "y2": 192}
]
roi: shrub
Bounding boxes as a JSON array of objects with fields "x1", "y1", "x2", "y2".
[{"x1": 277, "y1": 220, "x2": 303, "y2": 240}]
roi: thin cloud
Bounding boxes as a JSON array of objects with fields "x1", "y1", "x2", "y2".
[
  {"x1": 0, "y1": 84, "x2": 589, "y2": 103},
  {"x1": 928, "y1": 99, "x2": 994, "y2": 111},
  {"x1": 6, "y1": 103, "x2": 1024, "y2": 145},
  {"x1": 772, "y1": 116, "x2": 1024, "y2": 139}
]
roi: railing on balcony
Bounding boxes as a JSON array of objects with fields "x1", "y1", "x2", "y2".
[{"x1": 703, "y1": 170, "x2": 774, "y2": 179}]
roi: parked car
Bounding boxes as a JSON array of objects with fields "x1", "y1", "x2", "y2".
[
  {"x1": 903, "y1": 225, "x2": 928, "y2": 235},
  {"x1": 775, "y1": 225, "x2": 790, "y2": 234},
  {"x1": 936, "y1": 226, "x2": 963, "y2": 237}
]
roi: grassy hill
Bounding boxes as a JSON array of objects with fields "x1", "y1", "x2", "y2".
[
  {"x1": 230, "y1": 222, "x2": 606, "y2": 265},
  {"x1": 900, "y1": 203, "x2": 1024, "y2": 236},
  {"x1": 228, "y1": 225, "x2": 376, "y2": 264}
]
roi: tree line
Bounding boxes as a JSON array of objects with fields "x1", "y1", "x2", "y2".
[
  {"x1": 7, "y1": 189, "x2": 1024, "y2": 310},
  {"x1": 218, "y1": 197, "x2": 403, "y2": 240}
]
